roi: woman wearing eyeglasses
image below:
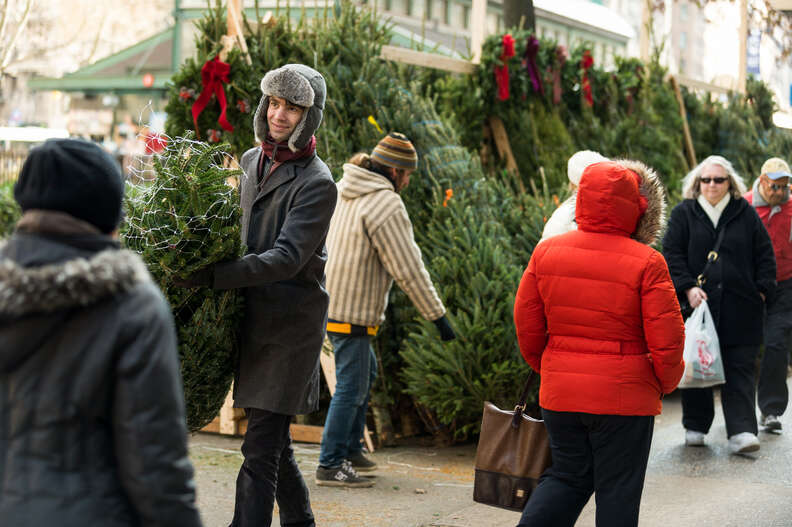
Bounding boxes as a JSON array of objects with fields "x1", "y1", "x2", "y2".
[{"x1": 663, "y1": 155, "x2": 776, "y2": 454}]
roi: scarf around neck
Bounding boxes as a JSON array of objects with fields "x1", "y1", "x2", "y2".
[{"x1": 258, "y1": 135, "x2": 317, "y2": 185}]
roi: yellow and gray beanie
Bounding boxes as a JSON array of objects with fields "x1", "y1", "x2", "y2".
[
  {"x1": 370, "y1": 132, "x2": 418, "y2": 171},
  {"x1": 253, "y1": 64, "x2": 326, "y2": 152}
]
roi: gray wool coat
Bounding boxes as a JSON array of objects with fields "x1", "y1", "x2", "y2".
[{"x1": 214, "y1": 145, "x2": 337, "y2": 415}]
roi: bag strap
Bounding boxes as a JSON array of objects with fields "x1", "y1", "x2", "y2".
[
  {"x1": 512, "y1": 369, "x2": 539, "y2": 428},
  {"x1": 696, "y1": 227, "x2": 726, "y2": 287}
]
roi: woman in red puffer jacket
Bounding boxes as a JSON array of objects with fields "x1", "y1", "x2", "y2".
[{"x1": 514, "y1": 160, "x2": 685, "y2": 527}]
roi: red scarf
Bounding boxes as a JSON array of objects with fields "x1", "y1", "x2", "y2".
[{"x1": 258, "y1": 135, "x2": 317, "y2": 184}]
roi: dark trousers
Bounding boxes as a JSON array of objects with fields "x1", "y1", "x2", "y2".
[
  {"x1": 517, "y1": 410, "x2": 654, "y2": 527},
  {"x1": 758, "y1": 284, "x2": 792, "y2": 417},
  {"x1": 230, "y1": 408, "x2": 314, "y2": 527},
  {"x1": 681, "y1": 345, "x2": 759, "y2": 437}
]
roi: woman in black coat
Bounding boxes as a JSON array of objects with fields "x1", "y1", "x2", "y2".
[
  {"x1": 0, "y1": 139, "x2": 202, "y2": 527},
  {"x1": 663, "y1": 155, "x2": 776, "y2": 454}
]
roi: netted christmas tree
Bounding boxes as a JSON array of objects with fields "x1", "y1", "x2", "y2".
[
  {"x1": 0, "y1": 183, "x2": 21, "y2": 238},
  {"x1": 123, "y1": 134, "x2": 243, "y2": 431}
]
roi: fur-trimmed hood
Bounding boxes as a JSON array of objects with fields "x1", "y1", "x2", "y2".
[
  {"x1": 576, "y1": 159, "x2": 666, "y2": 245},
  {"x1": 0, "y1": 245, "x2": 152, "y2": 320}
]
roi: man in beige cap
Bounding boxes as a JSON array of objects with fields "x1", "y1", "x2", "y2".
[{"x1": 746, "y1": 157, "x2": 791, "y2": 433}]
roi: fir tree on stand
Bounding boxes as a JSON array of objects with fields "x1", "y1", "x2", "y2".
[{"x1": 123, "y1": 134, "x2": 243, "y2": 431}]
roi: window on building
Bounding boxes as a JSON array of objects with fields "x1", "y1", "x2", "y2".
[
  {"x1": 680, "y1": 57, "x2": 687, "y2": 75},
  {"x1": 443, "y1": 0, "x2": 450, "y2": 24},
  {"x1": 680, "y1": 31, "x2": 687, "y2": 50},
  {"x1": 463, "y1": 5, "x2": 470, "y2": 29},
  {"x1": 680, "y1": 4, "x2": 688, "y2": 21}
]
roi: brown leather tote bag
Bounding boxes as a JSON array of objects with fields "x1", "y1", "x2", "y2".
[{"x1": 473, "y1": 370, "x2": 552, "y2": 511}]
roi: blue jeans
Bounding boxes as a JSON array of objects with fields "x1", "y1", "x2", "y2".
[{"x1": 318, "y1": 334, "x2": 377, "y2": 468}]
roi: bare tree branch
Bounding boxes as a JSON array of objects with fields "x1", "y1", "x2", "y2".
[{"x1": 0, "y1": 0, "x2": 34, "y2": 74}]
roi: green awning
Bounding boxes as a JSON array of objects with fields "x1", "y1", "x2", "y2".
[{"x1": 27, "y1": 28, "x2": 175, "y2": 94}]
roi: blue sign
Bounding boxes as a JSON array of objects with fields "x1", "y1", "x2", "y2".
[{"x1": 747, "y1": 30, "x2": 761, "y2": 76}]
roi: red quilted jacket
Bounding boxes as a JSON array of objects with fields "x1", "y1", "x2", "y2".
[{"x1": 514, "y1": 160, "x2": 685, "y2": 416}]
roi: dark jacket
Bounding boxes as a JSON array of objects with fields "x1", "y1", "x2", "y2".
[
  {"x1": 0, "y1": 229, "x2": 201, "y2": 527},
  {"x1": 214, "y1": 145, "x2": 337, "y2": 415},
  {"x1": 662, "y1": 197, "x2": 776, "y2": 347}
]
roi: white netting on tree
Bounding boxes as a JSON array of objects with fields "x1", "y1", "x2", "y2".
[{"x1": 123, "y1": 132, "x2": 243, "y2": 431}]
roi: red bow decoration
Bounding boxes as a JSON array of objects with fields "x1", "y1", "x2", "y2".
[
  {"x1": 581, "y1": 50, "x2": 594, "y2": 107},
  {"x1": 553, "y1": 45, "x2": 568, "y2": 105},
  {"x1": 522, "y1": 36, "x2": 544, "y2": 96},
  {"x1": 494, "y1": 34, "x2": 516, "y2": 101},
  {"x1": 192, "y1": 56, "x2": 234, "y2": 140}
]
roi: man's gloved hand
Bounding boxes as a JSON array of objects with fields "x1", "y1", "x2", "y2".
[
  {"x1": 432, "y1": 315, "x2": 456, "y2": 341},
  {"x1": 173, "y1": 266, "x2": 214, "y2": 288}
]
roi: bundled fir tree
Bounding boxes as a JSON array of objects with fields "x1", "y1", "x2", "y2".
[{"x1": 123, "y1": 135, "x2": 243, "y2": 431}]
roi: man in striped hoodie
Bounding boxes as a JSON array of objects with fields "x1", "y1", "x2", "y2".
[{"x1": 317, "y1": 132, "x2": 456, "y2": 487}]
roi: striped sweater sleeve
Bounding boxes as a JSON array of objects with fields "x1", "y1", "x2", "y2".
[{"x1": 369, "y1": 205, "x2": 446, "y2": 321}]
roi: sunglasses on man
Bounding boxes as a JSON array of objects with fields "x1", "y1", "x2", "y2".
[
  {"x1": 700, "y1": 177, "x2": 728, "y2": 184},
  {"x1": 767, "y1": 182, "x2": 788, "y2": 191}
]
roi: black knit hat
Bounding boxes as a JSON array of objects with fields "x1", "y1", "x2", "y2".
[{"x1": 14, "y1": 138, "x2": 124, "y2": 233}]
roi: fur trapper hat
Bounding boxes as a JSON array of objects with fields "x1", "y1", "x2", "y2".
[
  {"x1": 253, "y1": 64, "x2": 326, "y2": 152},
  {"x1": 568, "y1": 150, "x2": 608, "y2": 185}
]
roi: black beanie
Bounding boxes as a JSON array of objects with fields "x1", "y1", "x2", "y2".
[{"x1": 14, "y1": 138, "x2": 125, "y2": 233}]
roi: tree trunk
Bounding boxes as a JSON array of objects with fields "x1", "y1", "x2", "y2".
[{"x1": 502, "y1": 0, "x2": 535, "y2": 32}]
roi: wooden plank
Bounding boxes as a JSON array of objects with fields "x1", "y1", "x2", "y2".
[
  {"x1": 201, "y1": 416, "x2": 221, "y2": 434},
  {"x1": 669, "y1": 75, "x2": 697, "y2": 171},
  {"x1": 488, "y1": 116, "x2": 518, "y2": 174},
  {"x1": 470, "y1": 0, "x2": 487, "y2": 64},
  {"x1": 290, "y1": 424, "x2": 324, "y2": 444},
  {"x1": 675, "y1": 74, "x2": 731, "y2": 96},
  {"x1": 218, "y1": 387, "x2": 238, "y2": 435},
  {"x1": 380, "y1": 45, "x2": 474, "y2": 74}
]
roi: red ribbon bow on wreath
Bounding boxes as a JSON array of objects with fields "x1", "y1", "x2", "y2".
[
  {"x1": 494, "y1": 34, "x2": 516, "y2": 101},
  {"x1": 523, "y1": 35, "x2": 544, "y2": 96},
  {"x1": 191, "y1": 56, "x2": 234, "y2": 140},
  {"x1": 581, "y1": 50, "x2": 594, "y2": 107}
]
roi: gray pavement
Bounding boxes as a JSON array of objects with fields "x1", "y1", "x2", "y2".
[{"x1": 191, "y1": 377, "x2": 792, "y2": 526}]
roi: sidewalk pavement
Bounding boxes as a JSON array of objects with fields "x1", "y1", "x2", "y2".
[{"x1": 191, "y1": 377, "x2": 792, "y2": 526}]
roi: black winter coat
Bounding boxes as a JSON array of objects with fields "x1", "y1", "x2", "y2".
[
  {"x1": 0, "y1": 233, "x2": 202, "y2": 527},
  {"x1": 214, "y1": 146, "x2": 337, "y2": 415},
  {"x1": 662, "y1": 197, "x2": 776, "y2": 347}
]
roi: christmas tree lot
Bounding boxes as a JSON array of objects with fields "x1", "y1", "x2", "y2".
[
  {"x1": 123, "y1": 136, "x2": 243, "y2": 431},
  {"x1": 147, "y1": 1, "x2": 792, "y2": 442}
]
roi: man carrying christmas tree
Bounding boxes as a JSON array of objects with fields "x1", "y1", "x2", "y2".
[
  {"x1": 180, "y1": 64, "x2": 336, "y2": 527},
  {"x1": 316, "y1": 133, "x2": 456, "y2": 488}
]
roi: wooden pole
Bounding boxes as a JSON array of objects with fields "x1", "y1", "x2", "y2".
[
  {"x1": 639, "y1": 0, "x2": 651, "y2": 63},
  {"x1": 226, "y1": 0, "x2": 253, "y2": 65},
  {"x1": 737, "y1": 0, "x2": 748, "y2": 94},
  {"x1": 470, "y1": 0, "x2": 487, "y2": 64},
  {"x1": 669, "y1": 75, "x2": 697, "y2": 170}
]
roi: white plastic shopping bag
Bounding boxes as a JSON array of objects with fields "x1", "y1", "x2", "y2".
[{"x1": 677, "y1": 300, "x2": 725, "y2": 389}]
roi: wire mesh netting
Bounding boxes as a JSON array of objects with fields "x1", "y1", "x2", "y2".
[{"x1": 123, "y1": 132, "x2": 243, "y2": 431}]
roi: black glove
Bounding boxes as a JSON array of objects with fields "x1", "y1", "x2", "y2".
[
  {"x1": 432, "y1": 315, "x2": 456, "y2": 341},
  {"x1": 174, "y1": 266, "x2": 214, "y2": 288}
]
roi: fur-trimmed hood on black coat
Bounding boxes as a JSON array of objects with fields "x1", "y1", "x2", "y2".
[{"x1": 0, "y1": 232, "x2": 202, "y2": 527}]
